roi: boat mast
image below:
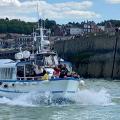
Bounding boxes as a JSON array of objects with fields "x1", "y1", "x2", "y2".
[
  {"x1": 37, "y1": 1, "x2": 42, "y2": 53},
  {"x1": 37, "y1": 2, "x2": 39, "y2": 28},
  {"x1": 36, "y1": 2, "x2": 50, "y2": 53}
]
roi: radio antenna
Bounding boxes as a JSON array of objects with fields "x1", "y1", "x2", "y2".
[
  {"x1": 43, "y1": 10, "x2": 45, "y2": 29},
  {"x1": 37, "y1": 2, "x2": 39, "y2": 27}
]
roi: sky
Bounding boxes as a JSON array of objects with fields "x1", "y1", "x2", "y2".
[{"x1": 0, "y1": 0, "x2": 120, "y2": 24}]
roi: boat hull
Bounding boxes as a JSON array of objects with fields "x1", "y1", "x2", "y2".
[{"x1": 0, "y1": 78, "x2": 80, "y2": 99}]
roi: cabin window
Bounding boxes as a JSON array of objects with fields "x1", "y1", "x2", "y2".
[
  {"x1": 25, "y1": 64, "x2": 32, "y2": 77},
  {"x1": 36, "y1": 54, "x2": 44, "y2": 66},
  {"x1": 0, "y1": 68, "x2": 14, "y2": 79},
  {"x1": 17, "y1": 66, "x2": 24, "y2": 77}
]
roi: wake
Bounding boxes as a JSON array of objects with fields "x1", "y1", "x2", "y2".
[{"x1": 0, "y1": 89, "x2": 114, "y2": 107}]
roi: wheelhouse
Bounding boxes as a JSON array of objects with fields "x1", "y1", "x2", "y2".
[
  {"x1": 0, "y1": 52, "x2": 73, "y2": 80},
  {"x1": 31, "y1": 52, "x2": 58, "y2": 67}
]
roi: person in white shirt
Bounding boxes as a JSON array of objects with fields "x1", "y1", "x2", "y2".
[{"x1": 32, "y1": 62, "x2": 43, "y2": 76}]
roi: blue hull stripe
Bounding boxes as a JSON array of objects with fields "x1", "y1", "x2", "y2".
[
  {"x1": 67, "y1": 91, "x2": 75, "y2": 93},
  {"x1": 0, "y1": 89, "x2": 75, "y2": 94},
  {"x1": 0, "y1": 78, "x2": 80, "y2": 82},
  {"x1": 0, "y1": 89, "x2": 29, "y2": 93},
  {"x1": 52, "y1": 91, "x2": 63, "y2": 93},
  {"x1": 0, "y1": 95, "x2": 12, "y2": 99}
]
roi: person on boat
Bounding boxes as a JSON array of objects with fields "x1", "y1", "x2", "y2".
[
  {"x1": 32, "y1": 62, "x2": 43, "y2": 76},
  {"x1": 66, "y1": 71, "x2": 73, "y2": 78},
  {"x1": 66, "y1": 71, "x2": 80, "y2": 79},
  {"x1": 43, "y1": 71, "x2": 50, "y2": 80},
  {"x1": 42, "y1": 66, "x2": 46, "y2": 76},
  {"x1": 31, "y1": 68, "x2": 36, "y2": 77},
  {"x1": 51, "y1": 71, "x2": 56, "y2": 79},
  {"x1": 73, "y1": 72, "x2": 80, "y2": 79},
  {"x1": 58, "y1": 64, "x2": 63, "y2": 70},
  {"x1": 26, "y1": 71, "x2": 31, "y2": 80},
  {"x1": 17, "y1": 67, "x2": 24, "y2": 80},
  {"x1": 59, "y1": 70, "x2": 67, "y2": 78},
  {"x1": 61, "y1": 64, "x2": 68, "y2": 76},
  {"x1": 48, "y1": 64, "x2": 60, "y2": 78}
]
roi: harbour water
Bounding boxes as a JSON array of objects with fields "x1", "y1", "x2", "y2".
[{"x1": 0, "y1": 78, "x2": 120, "y2": 120}]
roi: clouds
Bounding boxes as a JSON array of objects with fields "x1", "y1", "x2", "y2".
[
  {"x1": 45, "y1": 10, "x2": 101, "y2": 19},
  {"x1": 0, "y1": 0, "x2": 21, "y2": 7},
  {"x1": 0, "y1": 0, "x2": 101, "y2": 22},
  {"x1": 104, "y1": 0, "x2": 120, "y2": 4},
  {"x1": 0, "y1": 14, "x2": 37, "y2": 22}
]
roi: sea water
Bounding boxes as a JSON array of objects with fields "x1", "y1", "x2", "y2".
[{"x1": 0, "y1": 78, "x2": 120, "y2": 120}]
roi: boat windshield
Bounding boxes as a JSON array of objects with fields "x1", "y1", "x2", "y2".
[
  {"x1": 44, "y1": 54, "x2": 58, "y2": 67},
  {"x1": 36, "y1": 54, "x2": 44, "y2": 66}
]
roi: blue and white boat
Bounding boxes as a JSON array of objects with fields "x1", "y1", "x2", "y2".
[{"x1": 0, "y1": 27, "x2": 84, "y2": 99}]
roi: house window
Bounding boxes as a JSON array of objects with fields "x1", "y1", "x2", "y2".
[
  {"x1": 88, "y1": 29, "x2": 90, "y2": 32},
  {"x1": 88, "y1": 25, "x2": 90, "y2": 28},
  {"x1": 84, "y1": 24, "x2": 87, "y2": 28}
]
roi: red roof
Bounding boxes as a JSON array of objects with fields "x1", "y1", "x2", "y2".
[
  {"x1": 9, "y1": 33, "x2": 21, "y2": 37},
  {"x1": 0, "y1": 34, "x2": 6, "y2": 38}
]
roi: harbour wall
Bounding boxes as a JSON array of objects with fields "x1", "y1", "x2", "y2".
[{"x1": 54, "y1": 34, "x2": 120, "y2": 79}]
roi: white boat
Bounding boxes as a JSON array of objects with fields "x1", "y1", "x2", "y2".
[{"x1": 0, "y1": 27, "x2": 84, "y2": 100}]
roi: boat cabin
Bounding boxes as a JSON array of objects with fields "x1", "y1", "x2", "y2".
[{"x1": 0, "y1": 52, "x2": 72, "y2": 80}]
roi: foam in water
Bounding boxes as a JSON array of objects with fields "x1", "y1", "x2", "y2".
[
  {"x1": 0, "y1": 89, "x2": 113, "y2": 107},
  {"x1": 0, "y1": 91, "x2": 53, "y2": 107},
  {"x1": 65, "y1": 88, "x2": 113, "y2": 106}
]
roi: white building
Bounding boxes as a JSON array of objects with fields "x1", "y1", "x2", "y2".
[
  {"x1": 98, "y1": 26, "x2": 105, "y2": 31},
  {"x1": 70, "y1": 28, "x2": 84, "y2": 35},
  {"x1": 15, "y1": 35, "x2": 32, "y2": 45}
]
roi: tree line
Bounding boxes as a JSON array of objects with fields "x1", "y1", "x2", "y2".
[
  {"x1": 0, "y1": 18, "x2": 120, "y2": 35},
  {"x1": 0, "y1": 18, "x2": 57, "y2": 34},
  {"x1": 68, "y1": 20, "x2": 120, "y2": 27},
  {"x1": 97, "y1": 19, "x2": 120, "y2": 27}
]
